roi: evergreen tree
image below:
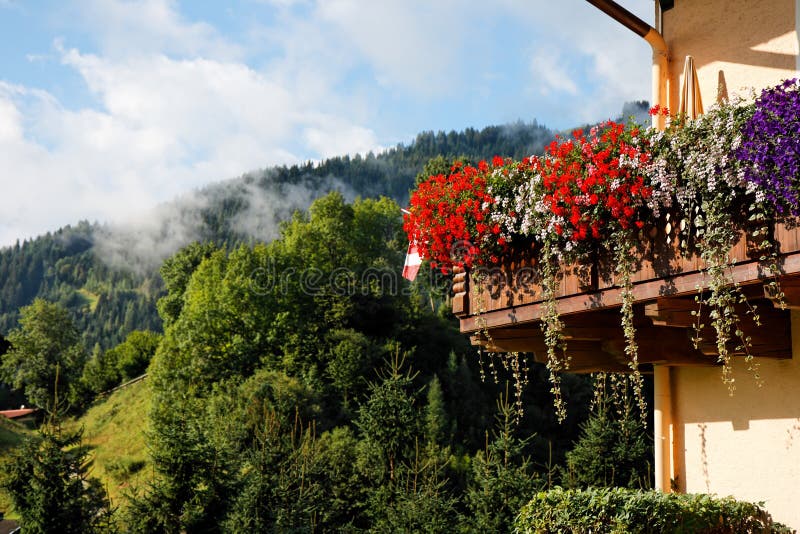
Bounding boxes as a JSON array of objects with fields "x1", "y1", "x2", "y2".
[
  {"x1": 463, "y1": 389, "x2": 543, "y2": 533},
  {"x1": 358, "y1": 357, "x2": 457, "y2": 533},
  {"x1": 141, "y1": 397, "x2": 235, "y2": 532},
  {"x1": 372, "y1": 449, "x2": 457, "y2": 534},
  {"x1": 563, "y1": 374, "x2": 652, "y2": 489},
  {"x1": 0, "y1": 391, "x2": 115, "y2": 533},
  {"x1": 222, "y1": 409, "x2": 323, "y2": 532},
  {"x1": 356, "y1": 351, "x2": 418, "y2": 482},
  {"x1": 313, "y1": 427, "x2": 370, "y2": 530},
  {"x1": 424, "y1": 375, "x2": 448, "y2": 448}
]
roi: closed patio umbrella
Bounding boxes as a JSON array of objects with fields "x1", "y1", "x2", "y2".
[{"x1": 678, "y1": 55, "x2": 703, "y2": 119}]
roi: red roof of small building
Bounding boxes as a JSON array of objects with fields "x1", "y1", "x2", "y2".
[{"x1": 0, "y1": 408, "x2": 38, "y2": 419}]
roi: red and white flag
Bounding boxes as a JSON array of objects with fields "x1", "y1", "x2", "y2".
[{"x1": 402, "y1": 242, "x2": 422, "y2": 281}]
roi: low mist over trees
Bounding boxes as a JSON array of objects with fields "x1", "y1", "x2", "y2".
[{"x1": 0, "y1": 119, "x2": 557, "y2": 352}]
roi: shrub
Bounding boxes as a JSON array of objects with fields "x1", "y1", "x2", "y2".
[{"x1": 515, "y1": 487, "x2": 791, "y2": 534}]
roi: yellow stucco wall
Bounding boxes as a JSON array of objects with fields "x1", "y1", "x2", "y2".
[
  {"x1": 661, "y1": 0, "x2": 800, "y2": 529},
  {"x1": 659, "y1": 1, "x2": 800, "y2": 527},
  {"x1": 662, "y1": 0, "x2": 798, "y2": 110},
  {"x1": 671, "y1": 312, "x2": 800, "y2": 527}
]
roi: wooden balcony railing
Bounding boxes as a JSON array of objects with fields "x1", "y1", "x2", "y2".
[{"x1": 452, "y1": 222, "x2": 800, "y2": 372}]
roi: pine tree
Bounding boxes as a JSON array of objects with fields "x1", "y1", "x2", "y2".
[
  {"x1": 463, "y1": 388, "x2": 543, "y2": 533},
  {"x1": 563, "y1": 374, "x2": 652, "y2": 489},
  {"x1": 424, "y1": 375, "x2": 448, "y2": 448},
  {"x1": 356, "y1": 351, "x2": 418, "y2": 482},
  {"x1": 222, "y1": 409, "x2": 323, "y2": 533},
  {"x1": 0, "y1": 382, "x2": 115, "y2": 533}
]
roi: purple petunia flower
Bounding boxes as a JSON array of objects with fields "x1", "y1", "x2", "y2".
[{"x1": 737, "y1": 78, "x2": 800, "y2": 217}]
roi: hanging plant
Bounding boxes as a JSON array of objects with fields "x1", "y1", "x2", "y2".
[
  {"x1": 737, "y1": 78, "x2": 800, "y2": 306},
  {"x1": 738, "y1": 78, "x2": 800, "y2": 217},
  {"x1": 539, "y1": 237, "x2": 569, "y2": 421},
  {"x1": 512, "y1": 122, "x2": 653, "y2": 420},
  {"x1": 646, "y1": 100, "x2": 758, "y2": 391}
]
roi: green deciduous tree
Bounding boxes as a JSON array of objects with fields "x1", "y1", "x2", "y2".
[
  {"x1": 108, "y1": 330, "x2": 161, "y2": 381},
  {"x1": 157, "y1": 242, "x2": 219, "y2": 328},
  {"x1": 0, "y1": 299, "x2": 85, "y2": 408},
  {"x1": 79, "y1": 343, "x2": 119, "y2": 397},
  {"x1": 326, "y1": 329, "x2": 378, "y2": 411}
]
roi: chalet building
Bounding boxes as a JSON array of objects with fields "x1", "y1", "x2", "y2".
[{"x1": 451, "y1": 0, "x2": 800, "y2": 527}]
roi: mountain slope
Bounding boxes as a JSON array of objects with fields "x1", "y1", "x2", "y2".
[{"x1": 65, "y1": 378, "x2": 152, "y2": 506}]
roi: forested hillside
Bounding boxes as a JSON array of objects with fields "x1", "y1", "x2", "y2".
[
  {"x1": 0, "y1": 222, "x2": 162, "y2": 351},
  {"x1": 0, "y1": 106, "x2": 657, "y2": 531},
  {"x1": 0, "y1": 120, "x2": 558, "y2": 350},
  {"x1": 0, "y1": 101, "x2": 650, "y2": 352}
]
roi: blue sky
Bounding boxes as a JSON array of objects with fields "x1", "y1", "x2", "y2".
[{"x1": 0, "y1": 0, "x2": 653, "y2": 247}]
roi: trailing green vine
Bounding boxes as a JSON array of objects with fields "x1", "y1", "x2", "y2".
[
  {"x1": 613, "y1": 230, "x2": 646, "y2": 422},
  {"x1": 540, "y1": 239, "x2": 569, "y2": 423}
]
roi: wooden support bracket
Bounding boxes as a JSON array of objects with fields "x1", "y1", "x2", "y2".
[
  {"x1": 765, "y1": 275, "x2": 800, "y2": 310},
  {"x1": 645, "y1": 297, "x2": 699, "y2": 327}
]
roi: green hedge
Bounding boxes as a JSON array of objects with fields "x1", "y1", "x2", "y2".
[{"x1": 515, "y1": 487, "x2": 793, "y2": 534}]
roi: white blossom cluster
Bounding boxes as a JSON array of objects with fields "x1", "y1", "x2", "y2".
[{"x1": 644, "y1": 100, "x2": 749, "y2": 228}]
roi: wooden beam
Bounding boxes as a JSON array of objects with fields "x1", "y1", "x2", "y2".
[
  {"x1": 645, "y1": 297, "x2": 699, "y2": 328},
  {"x1": 474, "y1": 323, "x2": 720, "y2": 371},
  {"x1": 528, "y1": 339, "x2": 631, "y2": 373},
  {"x1": 602, "y1": 326, "x2": 717, "y2": 366},
  {"x1": 690, "y1": 299, "x2": 792, "y2": 359}
]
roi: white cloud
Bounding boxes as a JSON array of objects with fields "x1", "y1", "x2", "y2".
[
  {"x1": 73, "y1": 0, "x2": 242, "y2": 60},
  {"x1": 314, "y1": 0, "x2": 464, "y2": 96},
  {"x1": 303, "y1": 115, "x2": 381, "y2": 159},
  {"x1": 0, "y1": 42, "x2": 382, "y2": 247},
  {"x1": 496, "y1": 0, "x2": 652, "y2": 124},
  {"x1": 0, "y1": 86, "x2": 24, "y2": 142},
  {"x1": 530, "y1": 48, "x2": 579, "y2": 95}
]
